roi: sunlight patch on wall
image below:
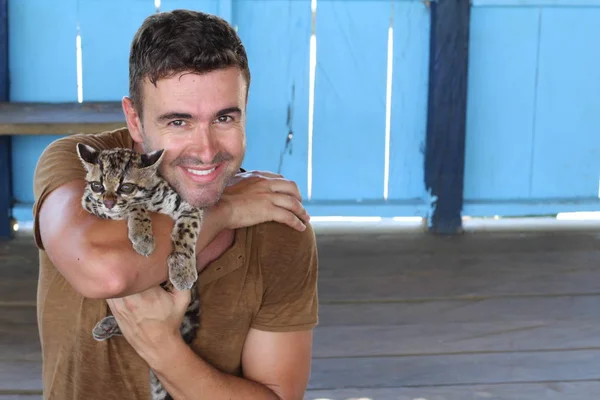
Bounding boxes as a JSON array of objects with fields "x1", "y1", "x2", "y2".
[
  {"x1": 76, "y1": 26, "x2": 83, "y2": 103},
  {"x1": 556, "y1": 211, "x2": 600, "y2": 220},
  {"x1": 307, "y1": 0, "x2": 317, "y2": 200},
  {"x1": 383, "y1": 3, "x2": 394, "y2": 200}
]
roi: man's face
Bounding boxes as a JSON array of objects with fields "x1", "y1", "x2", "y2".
[{"x1": 124, "y1": 66, "x2": 247, "y2": 208}]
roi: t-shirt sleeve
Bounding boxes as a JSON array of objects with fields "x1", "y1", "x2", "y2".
[
  {"x1": 250, "y1": 221, "x2": 319, "y2": 332},
  {"x1": 32, "y1": 129, "x2": 130, "y2": 250}
]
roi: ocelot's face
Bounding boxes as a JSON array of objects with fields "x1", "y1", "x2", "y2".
[
  {"x1": 79, "y1": 148, "x2": 158, "y2": 218},
  {"x1": 123, "y1": 66, "x2": 247, "y2": 208},
  {"x1": 85, "y1": 172, "x2": 135, "y2": 218}
]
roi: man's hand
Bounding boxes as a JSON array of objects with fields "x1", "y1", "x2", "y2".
[
  {"x1": 217, "y1": 170, "x2": 310, "y2": 232},
  {"x1": 105, "y1": 286, "x2": 191, "y2": 364},
  {"x1": 108, "y1": 285, "x2": 284, "y2": 400}
]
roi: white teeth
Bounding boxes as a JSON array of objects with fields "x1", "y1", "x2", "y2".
[{"x1": 187, "y1": 167, "x2": 216, "y2": 176}]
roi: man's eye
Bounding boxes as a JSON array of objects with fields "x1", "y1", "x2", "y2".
[
  {"x1": 216, "y1": 115, "x2": 232, "y2": 123},
  {"x1": 169, "y1": 120, "x2": 186, "y2": 127}
]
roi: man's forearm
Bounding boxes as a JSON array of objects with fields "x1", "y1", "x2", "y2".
[
  {"x1": 87, "y1": 207, "x2": 224, "y2": 298},
  {"x1": 146, "y1": 336, "x2": 280, "y2": 400}
]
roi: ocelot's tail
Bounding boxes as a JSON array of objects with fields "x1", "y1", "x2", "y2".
[{"x1": 149, "y1": 369, "x2": 173, "y2": 400}]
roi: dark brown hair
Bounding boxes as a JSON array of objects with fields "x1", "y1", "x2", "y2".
[{"x1": 128, "y1": 9, "x2": 251, "y2": 117}]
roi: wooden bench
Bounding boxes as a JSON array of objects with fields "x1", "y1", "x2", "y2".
[
  {"x1": 0, "y1": 101, "x2": 126, "y2": 135},
  {"x1": 0, "y1": 101, "x2": 126, "y2": 239}
]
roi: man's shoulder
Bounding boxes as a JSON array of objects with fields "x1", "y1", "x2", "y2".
[
  {"x1": 41, "y1": 127, "x2": 132, "y2": 156},
  {"x1": 254, "y1": 220, "x2": 317, "y2": 255},
  {"x1": 250, "y1": 220, "x2": 318, "y2": 280}
]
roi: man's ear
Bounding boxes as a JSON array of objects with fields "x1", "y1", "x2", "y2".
[
  {"x1": 140, "y1": 149, "x2": 165, "y2": 169},
  {"x1": 122, "y1": 96, "x2": 144, "y2": 144},
  {"x1": 76, "y1": 142, "x2": 99, "y2": 172}
]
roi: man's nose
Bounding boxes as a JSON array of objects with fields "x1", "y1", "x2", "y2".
[{"x1": 193, "y1": 125, "x2": 219, "y2": 163}]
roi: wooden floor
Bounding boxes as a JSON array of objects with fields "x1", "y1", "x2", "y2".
[{"x1": 3, "y1": 229, "x2": 600, "y2": 399}]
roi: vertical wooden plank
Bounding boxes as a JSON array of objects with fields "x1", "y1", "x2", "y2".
[
  {"x1": 311, "y1": 0, "x2": 389, "y2": 201},
  {"x1": 78, "y1": 0, "x2": 155, "y2": 101},
  {"x1": 79, "y1": 0, "x2": 219, "y2": 101},
  {"x1": 160, "y1": 1, "x2": 218, "y2": 15},
  {"x1": 424, "y1": 0, "x2": 470, "y2": 234},
  {"x1": 8, "y1": 0, "x2": 79, "y2": 227},
  {"x1": 0, "y1": 0, "x2": 5, "y2": 103},
  {"x1": 387, "y1": 1, "x2": 430, "y2": 203},
  {"x1": 0, "y1": 0, "x2": 10, "y2": 239},
  {"x1": 8, "y1": 0, "x2": 78, "y2": 101},
  {"x1": 235, "y1": 0, "x2": 311, "y2": 197},
  {"x1": 463, "y1": 7, "x2": 540, "y2": 203},
  {"x1": 0, "y1": 134, "x2": 10, "y2": 238},
  {"x1": 530, "y1": 7, "x2": 600, "y2": 199},
  {"x1": 215, "y1": 0, "x2": 232, "y2": 24}
]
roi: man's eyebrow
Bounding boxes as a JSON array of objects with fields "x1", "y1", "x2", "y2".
[
  {"x1": 157, "y1": 112, "x2": 193, "y2": 121},
  {"x1": 216, "y1": 107, "x2": 242, "y2": 117}
]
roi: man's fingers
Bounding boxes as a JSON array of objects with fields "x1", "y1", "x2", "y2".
[
  {"x1": 266, "y1": 194, "x2": 309, "y2": 231},
  {"x1": 270, "y1": 208, "x2": 307, "y2": 232},
  {"x1": 264, "y1": 179, "x2": 303, "y2": 201},
  {"x1": 173, "y1": 288, "x2": 192, "y2": 311},
  {"x1": 271, "y1": 193, "x2": 309, "y2": 221}
]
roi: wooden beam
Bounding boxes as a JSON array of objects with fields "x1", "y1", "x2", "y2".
[
  {"x1": 0, "y1": 0, "x2": 12, "y2": 239},
  {"x1": 0, "y1": 101, "x2": 126, "y2": 135},
  {"x1": 424, "y1": 0, "x2": 471, "y2": 235}
]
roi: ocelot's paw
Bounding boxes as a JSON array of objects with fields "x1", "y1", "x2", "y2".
[
  {"x1": 131, "y1": 234, "x2": 155, "y2": 257},
  {"x1": 167, "y1": 252, "x2": 198, "y2": 291},
  {"x1": 92, "y1": 316, "x2": 122, "y2": 341}
]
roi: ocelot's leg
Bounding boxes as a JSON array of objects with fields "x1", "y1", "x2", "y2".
[
  {"x1": 92, "y1": 315, "x2": 122, "y2": 341},
  {"x1": 167, "y1": 212, "x2": 203, "y2": 290},
  {"x1": 128, "y1": 207, "x2": 155, "y2": 257}
]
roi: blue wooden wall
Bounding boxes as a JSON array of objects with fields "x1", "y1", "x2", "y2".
[
  {"x1": 464, "y1": 0, "x2": 600, "y2": 217},
  {"x1": 6, "y1": 0, "x2": 600, "y2": 224}
]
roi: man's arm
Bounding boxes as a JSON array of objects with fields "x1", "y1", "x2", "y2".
[
  {"x1": 38, "y1": 179, "x2": 221, "y2": 299},
  {"x1": 39, "y1": 172, "x2": 309, "y2": 300},
  {"x1": 145, "y1": 328, "x2": 312, "y2": 400},
  {"x1": 106, "y1": 220, "x2": 319, "y2": 399}
]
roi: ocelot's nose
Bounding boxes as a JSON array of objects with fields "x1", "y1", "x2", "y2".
[{"x1": 103, "y1": 198, "x2": 116, "y2": 209}]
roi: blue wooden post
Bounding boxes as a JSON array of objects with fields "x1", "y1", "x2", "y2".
[
  {"x1": 0, "y1": 0, "x2": 12, "y2": 240},
  {"x1": 424, "y1": 0, "x2": 470, "y2": 235}
]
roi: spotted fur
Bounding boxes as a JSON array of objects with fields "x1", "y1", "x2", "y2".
[{"x1": 76, "y1": 143, "x2": 202, "y2": 400}]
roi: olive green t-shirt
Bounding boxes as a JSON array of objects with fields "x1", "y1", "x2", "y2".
[{"x1": 32, "y1": 128, "x2": 319, "y2": 399}]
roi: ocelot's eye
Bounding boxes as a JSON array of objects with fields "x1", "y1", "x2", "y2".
[
  {"x1": 119, "y1": 183, "x2": 136, "y2": 194},
  {"x1": 90, "y1": 182, "x2": 103, "y2": 193}
]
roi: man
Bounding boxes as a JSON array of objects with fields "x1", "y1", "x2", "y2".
[{"x1": 33, "y1": 9, "x2": 318, "y2": 400}]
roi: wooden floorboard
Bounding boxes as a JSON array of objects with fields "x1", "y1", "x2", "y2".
[
  {"x1": 317, "y1": 295, "x2": 600, "y2": 326},
  {"x1": 316, "y1": 231, "x2": 600, "y2": 302},
  {"x1": 305, "y1": 381, "x2": 600, "y2": 400},
  {"x1": 0, "y1": 360, "x2": 42, "y2": 392},
  {"x1": 317, "y1": 251, "x2": 600, "y2": 302},
  {"x1": 0, "y1": 396, "x2": 42, "y2": 400},
  {"x1": 308, "y1": 349, "x2": 600, "y2": 389},
  {"x1": 313, "y1": 320, "x2": 600, "y2": 358},
  {"x1": 0, "y1": 323, "x2": 40, "y2": 362},
  {"x1": 0, "y1": 306, "x2": 37, "y2": 326}
]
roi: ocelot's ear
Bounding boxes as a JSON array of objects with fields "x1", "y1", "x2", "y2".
[
  {"x1": 76, "y1": 143, "x2": 99, "y2": 171},
  {"x1": 140, "y1": 149, "x2": 165, "y2": 169}
]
